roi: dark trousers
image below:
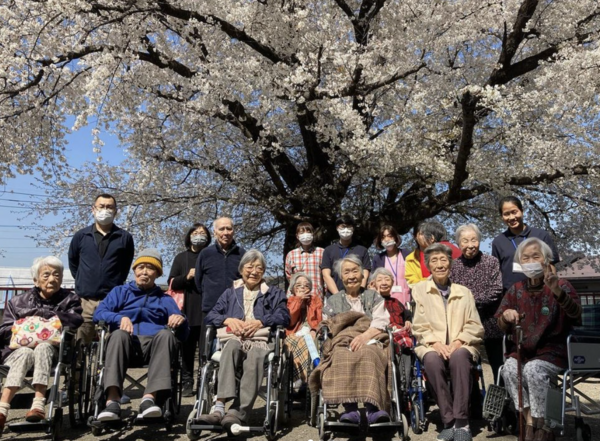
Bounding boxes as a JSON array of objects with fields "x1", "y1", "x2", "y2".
[
  {"x1": 423, "y1": 348, "x2": 473, "y2": 426},
  {"x1": 181, "y1": 325, "x2": 201, "y2": 384},
  {"x1": 484, "y1": 337, "x2": 504, "y2": 384},
  {"x1": 103, "y1": 329, "x2": 177, "y2": 396}
]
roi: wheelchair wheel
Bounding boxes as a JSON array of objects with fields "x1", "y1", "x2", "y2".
[
  {"x1": 317, "y1": 412, "x2": 330, "y2": 441},
  {"x1": 69, "y1": 342, "x2": 89, "y2": 427},
  {"x1": 410, "y1": 402, "x2": 423, "y2": 435},
  {"x1": 576, "y1": 422, "x2": 591, "y2": 441},
  {"x1": 399, "y1": 413, "x2": 409, "y2": 440},
  {"x1": 51, "y1": 407, "x2": 63, "y2": 441},
  {"x1": 185, "y1": 406, "x2": 201, "y2": 441},
  {"x1": 86, "y1": 343, "x2": 100, "y2": 417}
]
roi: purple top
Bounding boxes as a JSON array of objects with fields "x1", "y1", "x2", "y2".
[{"x1": 450, "y1": 252, "x2": 503, "y2": 339}]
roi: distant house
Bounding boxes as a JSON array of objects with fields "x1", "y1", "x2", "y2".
[{"x1": 557, "y1": 256, "x2": 600, "y2": 305}]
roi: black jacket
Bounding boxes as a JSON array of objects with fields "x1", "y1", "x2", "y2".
[
  {"x1": 194, "y1": 242, "x2": 246, "y2": 313},
  {"x1": 168, "y1": 249, "x2": 203, "y2": 326},
  {"x1": 0, "y1": 287, "x2": 83, "y2": 361},
  {"x1": 68, "y1": 224, "x2": 135, "y2": 299}
]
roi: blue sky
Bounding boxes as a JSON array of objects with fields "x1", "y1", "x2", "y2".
[{"x1": 0, "y1": 122, "x2": 125, "y2": 272}]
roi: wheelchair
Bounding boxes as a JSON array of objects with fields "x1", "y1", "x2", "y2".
[
  {"x1": 310, "y1": 326, "x2": 409, "y2": 441},
  {"x1": 409, "y1": 341, "x2": 487, "y2": 435},
  {"x1": 483, "y1": 311, "x2": 600, "y2": 441},
  {"x1": 0, "y1": 327, "x2": 82, "y2": 440},
  {"x1": 185, "y1": 325, "x2": 289, "y2": 440},
  {"x1": 86, "y1": 321, "x2": 182, "y2": 436},
  {"x1": 545, "y1": 304, "x2": 600, "y2": 441}
]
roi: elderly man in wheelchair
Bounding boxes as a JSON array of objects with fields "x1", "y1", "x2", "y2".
[
  {"x1": 92, "y1": 248, "x2": 189, "y2": 422},
  {"x1": 197, "y1": 249, "x2": 290, "y2": 433}
]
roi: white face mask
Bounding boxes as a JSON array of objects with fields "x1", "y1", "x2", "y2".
[
  {"x1": 382, "y1": 240, "x2": 396, "y2": 249},
  {"x1": 191, "y1": 235, "x2": 208, "y2": 246},
  {"x1": 94, "y1": 209, "x2": 115, "y2": 226},
  {"x1": 298, "y1": 233, "x2": 313, "y2": 245},
  {"x1": 513, "y1": 262, "x2": 544, "y2": 279},
  {"x1": 338, "y1": 228, "x2": 353, "y2": 240}
]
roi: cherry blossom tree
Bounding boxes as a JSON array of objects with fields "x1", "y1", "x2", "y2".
[{"x1": 1, "y1": 0, "x2": 600, "y2": 260}]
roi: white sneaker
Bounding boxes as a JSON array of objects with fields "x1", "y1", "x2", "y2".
[
  {"x1": 137, "y1": 399, "x2": 162, "y2": 419},
  {"x1": 97, "y1": 401, "x2": 121, "y2": 422}
]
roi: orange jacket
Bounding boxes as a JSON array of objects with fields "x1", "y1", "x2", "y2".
[{"x1": 286, "y1": 295, "x2": 323, "y2": 336}]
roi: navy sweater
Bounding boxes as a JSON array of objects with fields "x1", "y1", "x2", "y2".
[
  {"x1": 68, "y1": 224, "x2": 135, "y2": 299},
  {"x1": 93, "y1": 281, "x2": 189, "y2": 341},
  {"x1": 195, "y1": 242, "x2": 246, "y2": 312}
]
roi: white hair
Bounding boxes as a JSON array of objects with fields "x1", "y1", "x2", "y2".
[
  {"x1": 31, "y1": 256, "x2": 64, "y2": 282},
  {"x1": 368, "y1": 267, "x2": 394, "y2": 285},
  {"x1": 238, "y1": 249, "x2": 267, "y2": 272},
  {"x1": 333, "y1": 254, "x2": 364, "y2": 279},
  {"x1": 514, "y1": 238, "x2": 554, "y2": 265},
  {"x1": 455, "y1": 223, "x2": 482, "y2": 243}
]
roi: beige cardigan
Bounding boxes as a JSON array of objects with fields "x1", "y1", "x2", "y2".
[{"x1": 412, "y1": 277, "x2": 484, "y2": 360}]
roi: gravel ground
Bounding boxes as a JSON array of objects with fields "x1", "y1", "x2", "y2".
[{"x1": 1, "y1": 361, "x2": 598, "y2": 441}]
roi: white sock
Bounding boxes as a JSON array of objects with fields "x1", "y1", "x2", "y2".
[
  {"x1": 31, "y1": 397, "x2": 46, "y2": 412},
  {"x1": 0, "y1": 402, "x2": 10, "y2": 417}
]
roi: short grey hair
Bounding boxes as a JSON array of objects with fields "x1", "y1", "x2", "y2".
[
  {"x1": 368, "y1": 267, "x2": 394, "y2": 285},
  {"x1": 514, "y1": 238, "x2": 554, "y2": 265},
  {"x1": 333, "y1": 254, "x2": 364, "y2": 279},
  {"x1": 238, "y1": 249, "x2": 267, "y2": 273},
  {"x1": 455, "y1": 223, "x2": 482, "y2": 243},
  {"x1": 424, "y1": 243, "x2": 453, "y2": 270},
  {"x1": 289, "y1": 272, "x2": 312, "y2": 293},
  {"x1": 31, "y1": 256, "x2": 64, "y2": 282}
]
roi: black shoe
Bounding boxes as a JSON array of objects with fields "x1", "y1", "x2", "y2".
[
  {"x1": 138, "y1": 398, "x2": 162, "y2": 419},
  {"x1": 98, "y1": 401, "x2": 121, "y2": 422},
  {"x1": 182, "y1": 381, "x2": 194, "y2": 397}
]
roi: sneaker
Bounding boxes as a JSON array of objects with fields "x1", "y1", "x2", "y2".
[
  {"x1": 437, "y1": 427, "x2": 455, "y2": 441},
  {"x1": 367, "y1": 409, "x2": 391, "y2": 424},
  {"x1": 182, "y1": 381, "x2": 194, "y2": 397},
  {"x1": 138, "y1": 398, "x2": 162, "y2": 419},
  {"x1": 97, "y1": 401, "x2": 121, "y2": 422},
  {"x1": 453, "y1": 427, "x2": 472, "y2": 441},
  {"x1": 339, "y1": 410, "x2": 361, "y2": 424}
]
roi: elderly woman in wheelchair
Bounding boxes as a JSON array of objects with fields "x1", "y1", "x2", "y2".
[
  {"x1": 412, "y1": 243, "x2": 484, "y2": 441},
  {"x1": 310, "y1": 255, "x2": 400, "y2": 427},
  {"x1": 495, "y1": 238, "x2": 581, "y2": 441},
  {"x1": 0, "y1": 256, "x2": 83, "y2": 433},
  {"x1": 197, "y1": 249, "x2": 290, "y2": 432},
  {"x1": 92, "y1": 248, "x2": 189, "y2": 423}
]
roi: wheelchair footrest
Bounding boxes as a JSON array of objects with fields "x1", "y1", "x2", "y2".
[
  {"x1": 325, "y1": 421, "x2": 361, "y2": 432},
  {"x1": 369, "y1": 421, "x2": 403, "y2": 431},
  {"x1": 8, "y1": 420, "x2": 50, "y2": 432},
  {"x1": 188, "y1": 423, "x2": 224, "y2": 432},
  {"x1": 483, "y1": 384, "x2": 507, "y2": 420}
]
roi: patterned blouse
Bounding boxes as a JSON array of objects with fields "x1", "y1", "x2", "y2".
[
  {"x1": 494, "y1": 279, "x2": 581, "y2": 369},
  {"x1": 450, "y1": 252, "x2": 503, "y2": 339}
]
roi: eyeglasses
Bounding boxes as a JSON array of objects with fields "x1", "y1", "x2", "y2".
[{"x1": 295, "y1": 284, "x2": 310, "y2": 290}]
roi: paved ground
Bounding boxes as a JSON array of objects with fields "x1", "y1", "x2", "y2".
[{"x1": 1, "y1": 361, "x2": 598, "y2": 441}]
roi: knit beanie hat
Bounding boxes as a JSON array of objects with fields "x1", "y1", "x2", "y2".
[{"x1": 132, "y1": 248, "x2": 163, "y2": 277}]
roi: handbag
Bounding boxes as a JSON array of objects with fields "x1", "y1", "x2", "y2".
[
  {"x1": 9, "y1": 316, "x2": 62, "y2": 349},
  {"x1": 166, "y1": 279, "x2": 185, "y2": 311}
]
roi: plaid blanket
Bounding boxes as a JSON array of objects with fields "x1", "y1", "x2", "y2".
[
  {"x1": 308, "y1": 311, "x2": 391, "y2": 410},
  {"x1": 285, "y1": 334, "x2": 312, "y2": 382}
]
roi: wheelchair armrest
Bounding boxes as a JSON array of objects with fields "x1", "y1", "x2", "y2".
[
  {"x1": 203, "y1": 325, "x2": 217, "y2": 360},
  {"x1": 317, "y1": 325, "x2": 331, "y2": 341},
  {"x1": 96, "y1": 320, "x2": 108, "y2": 330}
]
